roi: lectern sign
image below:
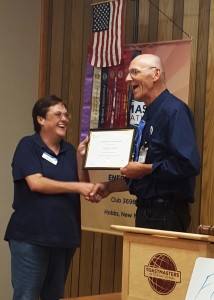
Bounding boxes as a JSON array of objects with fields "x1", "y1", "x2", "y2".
[
  {"x1": 111, "y1": 225, "x2": 214, "y2": 300},
  {"x1": 144, "y1": 253, "x2": 181, "y2": 295}
]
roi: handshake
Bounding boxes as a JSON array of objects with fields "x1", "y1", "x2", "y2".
[
  {"x1": 78, "y1": 181, "x2": 110, "y2": 203},
  {"x1": 77, "y1": 136, "x2": 152, "y2": 203},
  {"x1": 78, "y1": 177, "x2": 130, "y2": 203},
  {"x1": 77, "y1": 137, "x2": 152, "y2": 203}
]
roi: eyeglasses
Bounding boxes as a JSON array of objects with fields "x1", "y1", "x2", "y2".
[
  {"x1": 46, "y1": 111, "x2": 71, "y2": 120},
  {"x1": 127, "y1": 67, "x2": 156, "y2": 78}
]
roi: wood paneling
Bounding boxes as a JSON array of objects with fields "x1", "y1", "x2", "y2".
[
  {"x1": 193, "y1": 0, "x2": 211, "y2": 231},
  {"x1": 182, "y1": 0, "x2": 200, "y2": 232},
  {"x1": 158, "y1": 0, "x2": 174, "y2": 41},
  {"x1": 92, "y1": 233, "x2": 102, "y2": 295},
  {"x1": 148, "y1": 0, "x2": 159, "y2": 42},
  {"x1": 38, "y1": 0, "x2": 214, "y2": 297},
  {"x1": 78, "y1": 231, "x2": 95, "y2": 296},
  {"x1": 138, "y1": 0, "x2": 150, "y2": 42},
  {"x1": 172, "y1": 0, "x2": 184, "y2": 39},
  {"x1": 183, "y1": 0, "x2": 199, "y2": 112},
  {"x1": 67, "y1": 0, "x2": 86, "y2": 146},
  {"x1": 38, "y1": 0, "x2": 53, "y2": 97},
  {"x1": 99, "y1": 235, "x2": 116, "y2": 294},
  {"x1": 70, "y1": 248, "x2": 81, "y2": 297},
  {"x1": 61, "y1": 0, "x2": 72, "y2": 102},
  {"x1": 201, "y1": 0, "x2": 214, "y2": 225},
  {"x1": 49, "y1": 0, "x2": 65, "y2": 95},
  {"x1": 113, "y1": 236, "x2": 123, "y2": 291},
  {"x1": 125, "y1": 0, "x2": 138, "y2": 43}
]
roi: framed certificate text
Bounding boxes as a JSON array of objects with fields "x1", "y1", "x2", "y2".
[{"x1": 84, "y1": 128, "x2": 134, "y2": 169}]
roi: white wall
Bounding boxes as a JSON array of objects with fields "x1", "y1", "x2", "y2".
[{"x1": 0, "y1": 0, "x2": 40, "y2": 298}]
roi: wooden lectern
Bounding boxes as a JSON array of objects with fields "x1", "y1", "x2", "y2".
[{"x1": 111, "y1": 225, "x2": 214, "y2": 300}]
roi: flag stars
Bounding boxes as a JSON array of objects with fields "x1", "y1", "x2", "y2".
[{"x1": 93, "y1": 3, "x2": 110, "y2": 32}]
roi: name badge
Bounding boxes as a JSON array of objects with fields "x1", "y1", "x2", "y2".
[
  {"x1": 138, "y1": 146, "x2": 148, "y2": 163},
  {"x1": 42, "y1": 152, "x2": 58, "y2": 165}
]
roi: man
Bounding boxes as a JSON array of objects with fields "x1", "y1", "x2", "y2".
[
  {"x1": 88, "y1": 54, "x2": 201, "y2": 232},
  {"x1": 4, "y1": 95, "x2": 94, "y2": 300}
]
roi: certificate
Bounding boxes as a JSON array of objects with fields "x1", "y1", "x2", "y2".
[{"x1": 84, "y1": 128, "x2": 134, "y2": 169}]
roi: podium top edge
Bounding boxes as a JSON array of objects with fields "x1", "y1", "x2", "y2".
[{"x1": 110, "y1": 225, "x2": 214, "y2": 242}]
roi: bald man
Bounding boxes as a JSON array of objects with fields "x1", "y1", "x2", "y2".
[{"x1": 88, "y1": 54, "x2": 201, "y2": 232}]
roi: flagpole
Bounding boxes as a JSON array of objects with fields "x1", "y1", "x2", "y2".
[{"x1": 90, "y1": 0, "x2": 115, "y2": 6}]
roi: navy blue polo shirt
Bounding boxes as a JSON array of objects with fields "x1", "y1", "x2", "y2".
[
  {"x1": 128, "y1": 89, "x2": 201, "y2": 202},
  {"x1": 4, "y1": 133, "x2": 81, "y2": 248}
]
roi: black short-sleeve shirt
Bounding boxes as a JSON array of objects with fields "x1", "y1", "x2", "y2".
[{"x1": 4, "y1": 133, "x2": 81, "y2": 248}]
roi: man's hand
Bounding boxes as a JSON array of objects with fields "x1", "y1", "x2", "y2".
[
  {"x1": 120, "y1": 162, "x2": 153, "y2": 179},
  {"x1": 85, "y1": 178, "x2": 128, "y2": 203}
]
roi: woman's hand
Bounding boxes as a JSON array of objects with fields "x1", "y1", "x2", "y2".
[{"x1": 77, "y1": 136, "x2": 89, "y2": 157}]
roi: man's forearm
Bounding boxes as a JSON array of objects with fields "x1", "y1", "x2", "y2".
[{"x1": 107, "y1": 178, "x2": 128, "y2": 194}]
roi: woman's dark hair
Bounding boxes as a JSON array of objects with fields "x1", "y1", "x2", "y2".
[{"x1": 32, "y1": 95, "x2": 67, "y2": 133}]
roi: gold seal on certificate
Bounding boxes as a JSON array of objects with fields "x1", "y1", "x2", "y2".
[{"x1": 84, "y1": 128, "x2": 134, "y2": 169}]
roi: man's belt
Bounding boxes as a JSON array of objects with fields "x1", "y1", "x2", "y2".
[
  {"x1": 136, "y1": 198, "x2": 189, "y2": 208},
  {"x1": 136, "y1": 198, "x2": 167, "y2": 207}
]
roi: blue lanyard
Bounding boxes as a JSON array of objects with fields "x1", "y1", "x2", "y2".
[{"x1": 135, "y1": 119, "x2": 146, "y2": 161}]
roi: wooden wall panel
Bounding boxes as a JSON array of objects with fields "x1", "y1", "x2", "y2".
[
  {"x1": 125, "y1": 0, "x2": 138, "y2": 43},
  {"x1": 148, "y1": 0, "x2": 159, "y2": 42},
  {"x1": 78, "y1": 231, "x2": 95, "y2": 296},
  {"x1": 38, "y1": 0, "x2": 49, "y2": 97},
  {"x1": 113, "y1": 236, "x2": 123, "y2": 291},
  {"x1": 172, "y1": 0, "x2": 184, "y2": 39},
  {"x1": 38, "y1": 0, "x2": 214, "y2": 297},
  {"x1": 194, "y1": 0, "x2": 210, "y2": 154},
  {"x1": 138, "y1": 0, "x2": 150, "y2": 42},
  {"x1": 182, "y1": 0, "x2": 200, "y2": 232},
  {"x1": 39, "y1": 0, "x2": 53, "y2": 97},
  {"x1": 70, "y1": 248, "x2": 81, "y2": 297},
  {"x1": 158, "y1": 0, "x2": 174, "y2": 41},
  {"x1": 201, "y1": 0, "x2": 214, "y2": 225},
  {"x1": 91, "y1": 233, "x2": 102, "y2": 294},
  {"x1": 182, "y1": 0, "x2": 199, "y2": 112},
  {"x1": 80, "y1": 0, "x2": 94, "y2": 127},
  {"x1": 99, "y1": 235, "x2": 116, "y2": 294},
  {"x1": 61, "y1": 0, "x2": 73, "y2": 102},
  {"x1": 67, "y1": 0, "x2": 86, "y2": 146},
  {"x1": 194, "y1": 0, "x2": 211, "y2": 232},
  {"x1": 49, "y1": 0, "x2": 65, "y2": 95}
]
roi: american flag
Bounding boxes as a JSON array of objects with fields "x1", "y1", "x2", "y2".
[{"x1": 89, "y1": 0, "x2": 125, "y2": 67}]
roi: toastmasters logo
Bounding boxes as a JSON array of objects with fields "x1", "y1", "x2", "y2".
[{"x1": 144, "y1": 253, "x2": 181, "y2": 295}]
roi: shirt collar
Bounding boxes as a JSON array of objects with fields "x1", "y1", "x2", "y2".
[
  {"x1": 144, "y1": 89, "x2": 170, "y2": 120},
  {"x1": 33, "y1": 133, "x2": 68, "y2": 154}
]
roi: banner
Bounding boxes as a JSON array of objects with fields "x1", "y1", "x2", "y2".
[{"x1": 81, "y1": 39, "x2": 191, "y2": 234}]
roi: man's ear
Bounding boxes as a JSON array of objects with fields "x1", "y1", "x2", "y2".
[{"x1": 153, "y1": 68, "x2": 161, "y2": 82}]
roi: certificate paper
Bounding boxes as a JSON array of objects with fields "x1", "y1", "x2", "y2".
[{"x1": 84, "y1": 129, "x2": 134, "y2": 169}]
